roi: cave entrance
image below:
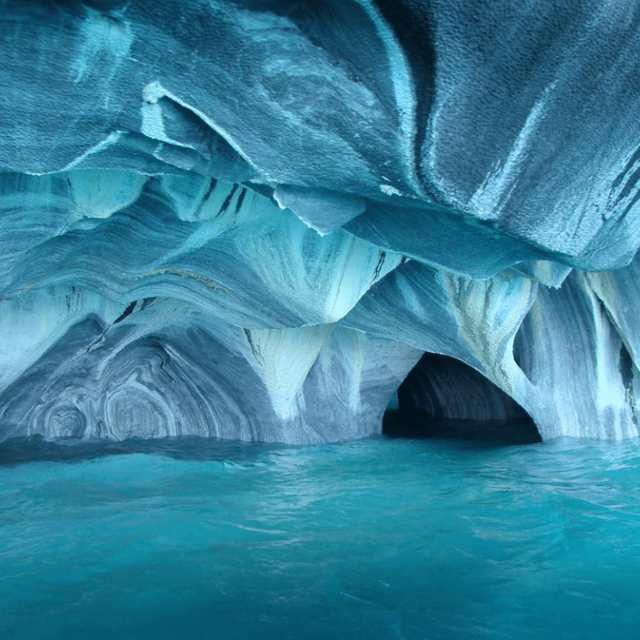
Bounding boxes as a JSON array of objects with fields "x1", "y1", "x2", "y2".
[{"x1": 383, "y1": 352, "x2": 541, "y2": 445}]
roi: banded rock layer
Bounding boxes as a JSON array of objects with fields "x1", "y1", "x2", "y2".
[{"x1": 2, "y1": 0, "x2": 640, "y2": 442}]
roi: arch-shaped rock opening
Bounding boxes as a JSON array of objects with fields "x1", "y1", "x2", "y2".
[{"x1": 383, "y1": 352, "x2": 541, "y2": 445}]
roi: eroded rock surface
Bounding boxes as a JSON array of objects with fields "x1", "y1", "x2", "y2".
[{"x1": 2, "y1": 0, "x2": 640, "y2": 442}]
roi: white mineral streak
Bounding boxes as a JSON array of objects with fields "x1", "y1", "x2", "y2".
[
  {"x1": 61, "y1": 131, "x2": 126, "y2": 172},
  {"x1": 71, "y1": 8, "x2": 134, "y2": 87},
  {"x1": 470, "y1": 81, "x2": 557, "y2": 220}
]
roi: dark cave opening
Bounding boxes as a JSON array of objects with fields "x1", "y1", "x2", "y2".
[{"x1": 383, "y1": 352, "x2": 542, "y2": 445}]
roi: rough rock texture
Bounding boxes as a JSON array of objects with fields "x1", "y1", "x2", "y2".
[{"x1": 1, "y1": 0, "x2": 640, "y2": 442}]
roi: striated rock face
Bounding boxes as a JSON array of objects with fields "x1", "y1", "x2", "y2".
[{"x1": 2, "y1": 0, "x2": 640, "y2": 442}]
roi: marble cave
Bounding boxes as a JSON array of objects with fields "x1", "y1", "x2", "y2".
[{"x1": 2, "y1": 0, "x2": 640, "y2": 445}]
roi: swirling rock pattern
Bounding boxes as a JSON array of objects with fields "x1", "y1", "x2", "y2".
[{"x1": 1, "y1": 0, "x2": 640, "y2": 442}]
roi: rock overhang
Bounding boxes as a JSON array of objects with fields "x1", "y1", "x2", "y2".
[{"x1": 2, "y1": 0, "x2": 640, "y2": 442}]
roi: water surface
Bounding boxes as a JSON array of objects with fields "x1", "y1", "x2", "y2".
[{"x1": 1, "y1": 434, "x2": 639, "y2": 639}]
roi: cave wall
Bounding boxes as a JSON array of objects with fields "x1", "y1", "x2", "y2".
[{"x1": 1, "y1": 0, "x2": 640, "y2": 442}]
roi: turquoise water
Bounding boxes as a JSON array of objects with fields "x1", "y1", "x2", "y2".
[{"x1": 1, "y1": 435, "x2": 640, "y2": 640}]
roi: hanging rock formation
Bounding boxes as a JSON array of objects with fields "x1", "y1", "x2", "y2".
[{"x1": 1, "y1": 0, "x2": 640, "y2": 442}]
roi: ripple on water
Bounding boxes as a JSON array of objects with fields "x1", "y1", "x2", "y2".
[{"x1": 0, "y1": 433, "x2": 640, "y2": 639}]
